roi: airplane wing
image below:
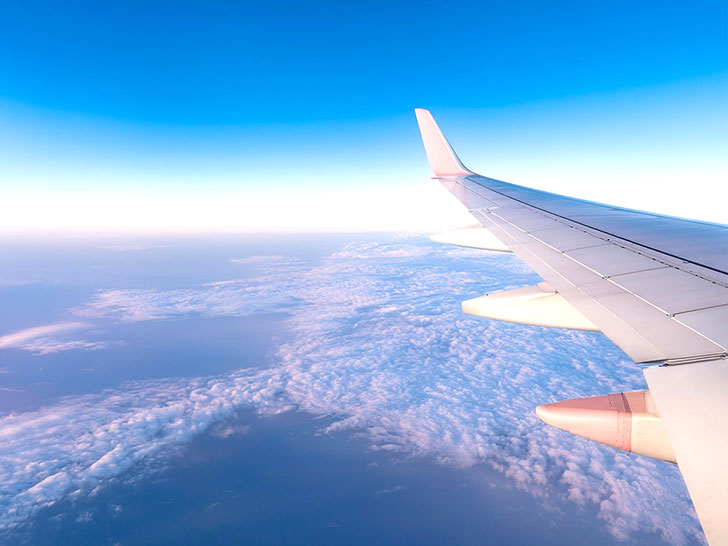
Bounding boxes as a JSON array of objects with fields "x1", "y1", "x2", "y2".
[{"x1": 415, "y1": 108, "x2": 728, "y2": 545}]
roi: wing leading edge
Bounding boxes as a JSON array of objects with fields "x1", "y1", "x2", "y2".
[{"x1": 415, "y1": 108, "x2": 728, "y2": 544}]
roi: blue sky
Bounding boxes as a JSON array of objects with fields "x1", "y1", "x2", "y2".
[{"x1": 0, "y1": 0, "x2": 726, "y2": 231}]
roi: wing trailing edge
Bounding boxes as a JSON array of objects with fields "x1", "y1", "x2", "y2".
[{"x1": 429, "y1": 225, "x2": 511, "y2": 252}]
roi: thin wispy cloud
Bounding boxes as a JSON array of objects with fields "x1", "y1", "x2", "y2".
[
  {"x1": 0, "y1": 240, "x2": 704, "y2": 544},
  {"x1": 0, "y1": 279, "x2": 39, "y2": 287},
  {"x1": 98, "y1": 243, "x2": 166, "y2": 252},
  {"x1": 0, "y1": 322, "x2": 107, "y2": 355},
  {"x1": 229, "y1": 255, "x2": 289, "y2": 264}
]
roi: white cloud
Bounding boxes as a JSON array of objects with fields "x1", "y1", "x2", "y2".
[
  {"x1": 229, "y1": 255, "x2": 288, "y2": 264},
  {"x1": 373, "y1": 485, "x2": 404, "y2": 496},
  {"x1": 208, "y1": 423, "x2": 251, "y2": 439},
  {"x1": 0, "y1": 368, "x2": 279, "y2": 531},
  {"x1": 75, "y1": 510, "x2": 92, "y2": 523},
  {"x1": 0, "y1": 323, "x2": 86, "y2": 347},
  {"x1": 0, "y1": 322, "x2": 107, "y2": 355},
  {"x1": 0, "y1": 239, "x2": 704, "y2": 544}
]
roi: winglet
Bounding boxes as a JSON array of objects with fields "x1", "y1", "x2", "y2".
[{"x1": 414, "y1": 108, "x2": 472, "y2": 177}]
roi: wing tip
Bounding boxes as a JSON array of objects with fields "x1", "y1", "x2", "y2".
[{"x1": 414, "y1": 108, "x2": 472, "y2": 177}]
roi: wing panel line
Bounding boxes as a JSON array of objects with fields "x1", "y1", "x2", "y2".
[{"x1": 464, "y1": 175, "x2": 728, "y2": 278}]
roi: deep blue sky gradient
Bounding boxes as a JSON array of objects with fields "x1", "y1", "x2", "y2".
[{"x1": 2, "y1": 0, "x2": 725, "y2": 123}]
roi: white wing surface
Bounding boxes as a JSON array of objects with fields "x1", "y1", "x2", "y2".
[{"x1": 415, "y1": 108, "x2": 728, "y2": 544}]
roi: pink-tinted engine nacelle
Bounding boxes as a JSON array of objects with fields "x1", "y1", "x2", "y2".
[{"x1": 536, "y1": 391, "x2": 676, "y2": 463}]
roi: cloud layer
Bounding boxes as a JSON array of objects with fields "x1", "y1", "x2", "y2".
[{"x1": 0, "y1": 239, "x2": 703, "y2": 544}]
